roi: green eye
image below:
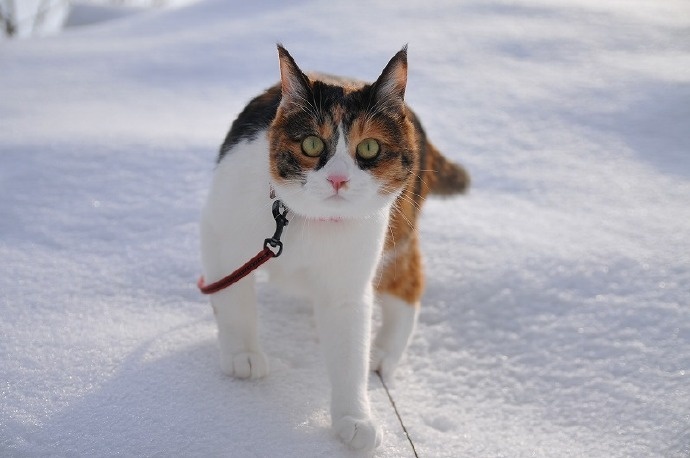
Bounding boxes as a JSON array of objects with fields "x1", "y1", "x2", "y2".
[
  {"x1": 301, "y1": 136, "x2": 325, "y2": 157},
  {"x1": 356, "y1": 138, "x2": 380, "y2": 160}
]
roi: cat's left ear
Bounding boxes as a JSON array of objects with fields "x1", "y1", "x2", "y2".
[
  {"x1": 277, "y1": 45, "x2": 311, "y2": 108},
  {"x1": 372, "y1": 46, "x2": 408, "y2": 107}
]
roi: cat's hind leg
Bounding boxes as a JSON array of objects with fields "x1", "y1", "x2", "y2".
[
  {"x1": 371, "y1": 293, "x2": 419, "y2": 380},
  {"x1": 372, "y1": 234, "x2": 423, "y2": 380}
]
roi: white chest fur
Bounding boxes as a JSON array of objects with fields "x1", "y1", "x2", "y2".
[
  {"x1": 200, "y1": 134, "x2": 387, "y2": 451},
  {"x1": 202, "y1": 135, "x2": 389, "y2": 294}
]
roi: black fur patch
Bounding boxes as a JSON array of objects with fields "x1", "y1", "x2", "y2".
[
  {"x1": 275, "y1": 150, "x2": 304, "y2": 181},
  {"x1": 282, "y1": 112, "x2": 320, "y2": 141},
  {"x1": 400, "y1": 151, "x2": 413, "y2": 168},
  {"x1": 310, "y1": 81, "x2": 345, "y2": 119},
  {"x1": 218, "y1": 85, "x2": 282, "y2": 162}
]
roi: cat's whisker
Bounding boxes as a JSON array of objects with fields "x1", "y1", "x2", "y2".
[
  {"x1": 395, "y1": 187, "x2": 424, "y2": 210},
  {"x1": 316, "y1": 90, "x2": 324, "y2": 123},
  {"x1": 380, "y1": 185, "x2": 424, "y2": 214},
  {"x1": 393, "y1": 203, "x2": 417, "y2": 233},
  {"x1": 397, "y1": 209, "x2": 417, "y2": 232},
  {"x1": 363, "y1": 97, "x2": 399, "y2": 124},
  {"x1": 415, "y1": 168, "x2": 439, "y2": 189},
  {"x1": 287, "y1": 99, "x2": 319, "y2": 120},
  {"x1": 284, "y1": 88, "x2": 322, "y2": 121},
  {"x1": 386, "y1": 198, "x2": 418, "y2": 233}
]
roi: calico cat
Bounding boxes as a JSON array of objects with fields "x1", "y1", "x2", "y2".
[{"x1": 200, "y1": 45, "x2": 468, "y2": 451}]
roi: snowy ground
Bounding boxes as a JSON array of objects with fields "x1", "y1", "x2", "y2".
[{"x1": 1, "y1": 0, "x2": 689, "y2": 456}]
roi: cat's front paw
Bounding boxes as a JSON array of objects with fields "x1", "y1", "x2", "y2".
[
  {"x1": 333, "y1": 415, "x2": 382, "y2": 451},
  {"x1": 219, "y1": 350, "x2": 269, "y2": 379}
]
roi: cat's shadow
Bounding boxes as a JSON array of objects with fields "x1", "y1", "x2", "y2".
[{"x1": 25, "y1": 313, "x2": 354, "y2": 456}]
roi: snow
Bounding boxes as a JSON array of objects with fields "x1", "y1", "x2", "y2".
[
  {"x1": 0, "y1": 0, "x2": 69, "y2": 38},
  {"x1": 1, "y1": 0, "x2": 689, "y2": 456}
]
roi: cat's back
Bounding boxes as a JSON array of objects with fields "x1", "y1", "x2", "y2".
[{"x1": 218, "y1": 84, "x2": 282, "y2": 162}]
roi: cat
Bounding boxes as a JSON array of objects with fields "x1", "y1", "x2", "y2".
[{"x1": 199, "y1": 45, "x2": 469, "y2": 451}]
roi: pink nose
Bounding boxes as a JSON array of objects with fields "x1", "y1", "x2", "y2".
[{"x1": 327, "y1": 174, "x2": 349, "y2": 192}]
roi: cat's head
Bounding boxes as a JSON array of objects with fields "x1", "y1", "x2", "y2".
[{"x1": 268, "y1": 46, "x2": 416, "y2": 220}]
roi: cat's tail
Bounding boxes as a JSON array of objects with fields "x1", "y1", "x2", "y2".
[{"x1": 423, "y1": 141, "x2": 470, "y2": 196}]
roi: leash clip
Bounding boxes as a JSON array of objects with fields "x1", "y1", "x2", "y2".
[{"x1": 264, "y1": 199, "x2": 289, "y2": 257}]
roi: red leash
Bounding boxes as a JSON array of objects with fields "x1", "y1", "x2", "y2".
[
  {"x1": 198, "y1": 200, "x2": 289, "y2": 295},
  {"x1": 197, "y1": 247, "x2": 275, "y2": 294}
]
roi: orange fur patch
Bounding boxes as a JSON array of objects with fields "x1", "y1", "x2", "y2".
[{"x1": 376, "y1": 166, "x2": 427, "y2": 305}]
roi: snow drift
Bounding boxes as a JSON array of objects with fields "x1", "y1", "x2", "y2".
[{"x1": 1, "y1": 0, "x2": 689, "y2": 456}]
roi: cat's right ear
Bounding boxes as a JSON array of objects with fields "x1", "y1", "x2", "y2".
[{"x1": 277, "y1": 45, "x2": 311, "y2": 108}]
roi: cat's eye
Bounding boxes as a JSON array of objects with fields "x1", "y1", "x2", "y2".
[
  {"x1": 301, "y1": 136, "x2": 325, "y2": 157},
  {"x1": 356, "y1": 138, "x2": 380, "y2": 160}
]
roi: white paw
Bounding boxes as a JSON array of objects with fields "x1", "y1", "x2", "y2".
[
  {"x1": 220, "y1": 350, "x2": 269, "y2": 379},
  {"x1": 370, "y1": 345, "x2": 402, "y2": 381},
  {"x1": 333, "y1": 415, "x2": 382, "y2": 451}
]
